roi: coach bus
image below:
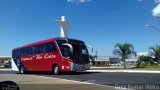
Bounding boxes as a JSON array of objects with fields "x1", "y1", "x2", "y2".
[{"x1": 12, "y1": 38, "x2": 90, "y2": 75}]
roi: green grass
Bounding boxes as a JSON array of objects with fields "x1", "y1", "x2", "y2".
[
  {"x1": 0, "y1": 67, "x2": 11, "y2": 69},
  {"x1": 134, "y1": 65, "x2": 160, "y2": 71}
]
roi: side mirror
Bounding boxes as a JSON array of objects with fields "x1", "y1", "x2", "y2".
[
  {"x1": 86, "y1": 45, "x2": 93, "y2": 52},
  {"x1": 62, "y1": 43, "x2": 73, "y2": 53}
]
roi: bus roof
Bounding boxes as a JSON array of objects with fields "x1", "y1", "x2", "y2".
[{"x1": 13, "y1": 37, "x2": 83, "y2": 50}]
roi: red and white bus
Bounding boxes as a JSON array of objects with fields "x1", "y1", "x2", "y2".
[{"x1": 12, "y1": 38, "x2": 90, "y2": 75}]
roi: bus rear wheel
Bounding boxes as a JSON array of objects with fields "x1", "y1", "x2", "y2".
[
  {"x1": 19, "y1": 66, "x2": 25, "y2": 74},
  {"x1": 53, "y1": 65, "x2": 60, "y2": 75}
]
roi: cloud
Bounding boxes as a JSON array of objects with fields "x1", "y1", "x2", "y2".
[
  {"x1": 152, "y1": 4, "x2": 160, "y2": 17},
  {"x1": 152, "y1": 0, "x2": 160, "y2": 18},
  {"x1": 155, "y1": 0, "x2": 160, "y2": 3},
  {"x1": 67, "y1": 0, "x2": 92, "y2": 4}
]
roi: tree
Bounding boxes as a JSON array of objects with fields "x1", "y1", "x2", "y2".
[
  {"x1": 89, "y1": 55, "x2": 96, "y2": 65},
  {"x1": 113, "y1": 43, "x2": 136, "y2": 69},
  {"x1": 137, "y1": 56, "x2": 153, "y2": 68},
  {"x1": 149, "y1": 45, "x2": 160, "y2": 63}
]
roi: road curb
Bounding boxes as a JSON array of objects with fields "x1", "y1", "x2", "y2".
[
  {"x1": 0, "y1": 68, "x2": 12, "y2": 71},
  {"x1": 1, "y1": 68, "x2": 160, "y2": 74},
  {"x1": 87, "y1": 70, "x2": 160, "y2": 73}
]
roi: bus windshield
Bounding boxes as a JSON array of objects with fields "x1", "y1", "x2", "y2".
[{"x1": 56, "y1": 39, "x2": 89, "y2": 62}]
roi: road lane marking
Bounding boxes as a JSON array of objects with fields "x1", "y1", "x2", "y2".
[
  {"x1": 27, "y1": 75, "x2": 133, "y2": 90},
  {"x1": 27, "y1": 74, "x2": 114, "y2": 88}
]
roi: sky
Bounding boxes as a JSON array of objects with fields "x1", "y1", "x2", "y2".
[{"x1": 0, "y1": 0, "x2": 160, "y2": 56}]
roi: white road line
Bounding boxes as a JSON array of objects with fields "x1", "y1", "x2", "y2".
[
  {"x1": 1, "y1": 69, "x2": 160, "y2": 74},
  {"x1": 28, "y1": 74, "x2": 114, "y2": 88},
  {"x1": 87, "y1": 70, "x2": 160, "y2": 73},
  {"x1": 28, "y1": 74, "x2": 134, "y2": 90}
]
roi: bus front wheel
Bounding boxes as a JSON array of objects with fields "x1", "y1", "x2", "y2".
[{"x1": 53, "y1": 65, "x2": 60, "y2": 75}]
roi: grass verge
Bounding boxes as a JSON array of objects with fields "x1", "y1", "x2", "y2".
[{"x1": 133, "y1": 65, "x2": 160, "y2": 71}]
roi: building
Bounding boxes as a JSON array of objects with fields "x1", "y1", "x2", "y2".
[
  {"x1": 137, "y1": 52, "x2": 149, "y2": 57},
  {"x1": 94, "y1": 52, "x2": 149, "y2": 66},
  {"x1": 0, "y1": 56, "x2": 12, "y2": 68},
  {"x1": 94, "y1": 56, "x2": 121, "y2": 65}
]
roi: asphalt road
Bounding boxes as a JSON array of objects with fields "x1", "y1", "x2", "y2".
[
  {"x1": 1, "y1": 70, "x2": 160, "y2": 87},
  {"x1": 38, "y1": 72, "x2": 160, "y2": 86}
]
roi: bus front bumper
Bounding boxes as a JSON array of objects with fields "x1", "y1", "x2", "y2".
[{"x1": 71, "y1": 63, "x2": 90, "y2": 71}]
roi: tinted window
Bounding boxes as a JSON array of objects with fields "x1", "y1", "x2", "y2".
[
  {"x1": 31, "y1": 46, "x2": 36, "y2": 54},
  {"x1": 18, "y1": 49, "x2": 23, "y2": 56},
  {"x1": 12, "y1": 42, "x2": 57, "y2": 57},
  {"x1": 34, "y1": 42, "x2": 57, "y2": 54},
  {"x1": 56, "y1": 40, "x2": 67, "y2": 50},
  {"x1": 35, "y1": 44, "x2": 45, "y2": 54},
  {"x1": 12, "y1": 50, "x2": 17, "y2": 58},
  {"x1": 46, "y1": 42, "x2": 57, "y2": 52},
  {"x1": 24, "y1": 47, "x2": 32, "y2": 55}
]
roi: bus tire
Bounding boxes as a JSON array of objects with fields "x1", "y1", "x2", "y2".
[
  {"x1": 53, "y1": 65, "x2": 60, "y2": 75},
  {"x1": 19, "y1": 65, "x2": 25, "y2": 74}
]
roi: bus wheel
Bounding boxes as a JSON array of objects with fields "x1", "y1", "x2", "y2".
[
  {"x1": 53, "y1": 65, "x2": 60, "y2": 75},
  {"x1": 19, "y1": 66, "x2": 25, "y2": 74}
]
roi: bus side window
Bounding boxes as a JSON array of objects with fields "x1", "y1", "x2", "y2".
[
  {"x1": 31, "y1": 46, "x2": 36, "y2": 55},
  {"x1": 40, "y1": 44, "x2": 46, "y2": 53},
  {"x1": 19, "y1": 49, "x2": 23, "y2": 56},
  {"x1": 38, "y1": 45, "x2": 42, "y2": 54},
  {"x1": 25, "y1": 47, "x2": 31, "y2": 56},
  {"x1": 35, "y1": 45, "x2": 41, "y2": 54},
  {"x1": 53, "y1": 43, "x2": 57, "y2": 52},
  {"x1": 16, "y1": 50, "x2": 19, "y2": 58},
  {"x1": 35, "y1": 44, "x2": 46, "y2": 54},
  {"x1": 28, "y1": 47, "x2": 32, "y2": 55},
  {"x1": 42, "y1": 44, "x2": 46, "y2": 53},
  {"x1": 22, "y1": 48, "x2": 25, "y2": 56},
  {"x1": 43, "y1": 44, "x2": 48, "y2": 53},
  {"x1": 47, "y1": 42, "x2": 57, "y2": 52},
  {"x1": 12, "y1": 50, "x2": 16, "y2": 58}
]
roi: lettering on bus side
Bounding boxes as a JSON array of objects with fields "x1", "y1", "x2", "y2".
[
  {"x1": 35, "y1": 55, "x2": 43, "y2": 60},
  {"x1": 44, "y1": 53, "x2": 56, "y2": 59},
  {"x1": 21, "y1": 56, "x2": 34, "y2": 61},
  {"x1": 21, "y1": 53, "x2": 56, "y2": 61}
]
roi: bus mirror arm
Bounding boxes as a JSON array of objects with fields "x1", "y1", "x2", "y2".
[{"x1": 62, "y1": 43, "x2": 73, "y2": 53}]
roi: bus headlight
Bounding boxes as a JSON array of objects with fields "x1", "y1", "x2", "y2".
[{"x1": 69, "y1": 62, "x2": 74, "y2": 71}]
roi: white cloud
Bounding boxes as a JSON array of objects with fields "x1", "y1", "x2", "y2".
[
  {"x1": 67, "y1": 0, "x2": 92, "y2": 4},
  {"x1": 152, "y1": 0, "x2": 160, "y2": 18},
  {"x1": 155, "y1": 0, "x2": 160, "y2": 3},
  {"x1": 152, "y1": 4, "x2": 160, "y2": 17}
]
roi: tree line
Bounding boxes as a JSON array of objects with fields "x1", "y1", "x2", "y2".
[
  {"x1": 113, "y1": 43, "x2": 160, "y2": 68},
  {"x1": 90, "y1": 43, "x2": 160, "y2": 69}
]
